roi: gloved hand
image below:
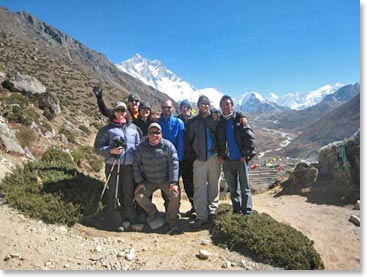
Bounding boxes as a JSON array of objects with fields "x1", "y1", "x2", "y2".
[{"x1": 93, "y1": 86, "x2": 103, "y2": 99}]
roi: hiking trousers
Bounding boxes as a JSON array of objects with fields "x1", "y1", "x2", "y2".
[
  {"x1": 192, "y1": 155, "x2": 221, "y2": 221},
  {"x1": 105, "y1": 164, "x2": 137, "y2": 224},
  {"x1": 223, "y1": 160, "x2": 252, "y2": 214},
  {"x1": 135, "y1": 182, "x2": 181, "y2": 226}
]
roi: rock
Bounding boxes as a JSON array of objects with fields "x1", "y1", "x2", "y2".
[
  {"x1": 2, "y1": 72, "x2": 46, "y2": 95},
  {"x1": 201, "y1": 239, "x2": 211, "y2": 245},
  {"x1": 221, "y1": 261, "x2": 231, "y2": 268},
  {"x1": 354, "y1": 200, "x2": 360, "y2": 210},
  {"x1": 94, "y1": 245, "x2": 103, "y2": 252},
  {"x1": 197, "y1": 249, "x2": 212, "y2": 260},
  {"x1": 124, "y1": 249, "x2": 136, "y2": 261},
  {"x1": 239, "y1": 259, "x2": 254, "y2": 270},
  {"x1": 349, "y1": 215, "x2": 360, "y2": 226}
]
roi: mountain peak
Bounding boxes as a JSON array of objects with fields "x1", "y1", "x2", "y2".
[{"x1": 115, "y1": 54, "x2": 223, "y2": 108}]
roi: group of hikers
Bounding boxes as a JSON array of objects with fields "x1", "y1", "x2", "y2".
[{"x1": 93, "y1": 86, "x2": 256, "y2": 235}]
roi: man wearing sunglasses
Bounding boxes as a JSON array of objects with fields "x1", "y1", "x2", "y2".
[
  {"x1": 185, "y1": 95, "x2": 221, "y2": 229},
  {"x1": 93, "y1": 86, "x2": 141, "y2": 126},
  {"x1": 133, "y1": 123, "x2": 181, "y2": 235}
]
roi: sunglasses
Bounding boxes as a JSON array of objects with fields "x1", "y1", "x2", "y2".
[
  {"x1": 161, "y1": 106, "x2": 172, "y2": 109},
  {"x1": 148, "y1": 131, "x2": 161, "y2": 135},
  {"x1": 115, "y1": 109, "x2": 126, "y2": 113},
  {"x1": 130, "y1": 100, "x2": 139, "y2": 103}
]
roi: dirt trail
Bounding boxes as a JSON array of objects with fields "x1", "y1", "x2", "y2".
[
  {"x1": 0, "y1": 153, "x2": 361, "y2": 270},
  {"x1": 253, "y1": 189, "x2": 360, "y2": 270}
]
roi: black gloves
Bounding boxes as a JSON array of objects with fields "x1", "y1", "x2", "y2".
[{"x1": 93, "y1": 86, "x2": 103, "y2": 100}]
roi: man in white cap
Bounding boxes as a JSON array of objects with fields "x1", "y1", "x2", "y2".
[{"x1": 133, "y1": 123, "x2": 181, "y2": 234}]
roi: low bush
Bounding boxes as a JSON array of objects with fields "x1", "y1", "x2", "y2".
[
  {"x1": 211, "y1": 204, "x2": 324, "y2": 270},
  {"x1": 16, "y1": 126, "x2": 38, "y2": 148},
  {"x1": 72, "y1": 146, "x2": 104, "y2": 172},
  {"x1": 0, "y1": 160, "x2": 106, "y2": 227}
]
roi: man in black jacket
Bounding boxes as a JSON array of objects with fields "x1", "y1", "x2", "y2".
[
  {"x1": 177, "y1": 100, "x2": 196, "y2": 218},
  {"x1": 217, "y1": 95, "x2": 256, "y2": 215},
  {"x1": 185, "y1": 96, "x2": 221, "y2": 228}
]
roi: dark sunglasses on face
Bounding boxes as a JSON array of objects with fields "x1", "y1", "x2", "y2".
[
  {"x1": 115, "y1": 109, "x2": 126, "y2": 113},
  {"x1": 130, "y1": 100, "x2": 139, "y2": 103},
  {"x1": 161, "y1": 106, "x2": 172, "y2": 109},
  {"x1": 148, "y1": 131, "x2": 161, "y2": 135}
]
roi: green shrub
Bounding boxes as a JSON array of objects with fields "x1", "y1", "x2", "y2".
[
  {"x1": 43, "y1": 107, "x2": 55, "y2": 121},
  {"x1": 41, "y1": 147, "x2": 75, "y2": 168},
  {"x1": 58, "y1": 128, "x2": 76, "y2": 144},
  {"x1": 211, "y1": 204, "x2": 324, "y2": 270},
  {"x1": 78, "y1": 125, "x2": 90, "y2": 135},
  {"x1": 72, "y1": 146, "x2": 104, "y2": 172},
  {"x1": 16, "y1": 126, "x2": 38, "y2": 148},
  {"x1": 0, "y1": 161, "x2": 106, "y2": 227}
]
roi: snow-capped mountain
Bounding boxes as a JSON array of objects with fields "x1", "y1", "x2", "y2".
[
  {"x1": 116, "y1": 54, "x2": 223, "y2": 108},
  {"x1": 233, "y1": 91, "x2": 289, "y2": 114},
  {"x1": 266, "y1": 83, "x2": 344, "y2": 110},
  {"x1": 116, "y1": 54, "x2": 348, "y2": 113}
]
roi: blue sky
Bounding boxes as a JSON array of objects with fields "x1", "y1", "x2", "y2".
[{"x1": 0, "y1": 0, "x2": 361, "y2": 98}]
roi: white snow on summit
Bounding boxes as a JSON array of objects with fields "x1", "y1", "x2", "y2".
[
  {"x1": 116, "y1": 54, "x2": 346, "y2": 112},
  {"x1": 116, "y1": 54, "x2": 223, "y2": 108}
]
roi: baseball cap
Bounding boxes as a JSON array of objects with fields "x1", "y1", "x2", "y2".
[
  {"x1": 128, "y1": 93, "x2": 140, "y2": 102},
  {"x1": 114, "y1": 101, "x2": 127, "y2": 110},
  {"x1": 148, "y1": 122, "x2": 162, "y2": 131},
  {"x1": 139, "y1": 101, "x2": 151, "y2": 110}
]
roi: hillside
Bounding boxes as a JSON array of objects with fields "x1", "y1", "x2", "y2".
[
  {"x1": 281, "y1": 93, "x2": 360, "y2": 158},
  {"x1": 0, "y1": 7, "x2": 180, "y2": 159}
]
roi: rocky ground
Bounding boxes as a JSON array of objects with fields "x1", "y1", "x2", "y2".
[{"x1": 0, "y1": 153, "x2": 361, "y2": 271}]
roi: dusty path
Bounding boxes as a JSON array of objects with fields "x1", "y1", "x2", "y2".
[
  {"x1": 0, "y1": 190, "x2": 360, "y2": 270},
  {"x1": 253, "y1": 189, "x2": 361, "y2": 270},
  {"x1": 0, "y1": 153, "x2": 361, "y2": 270}
]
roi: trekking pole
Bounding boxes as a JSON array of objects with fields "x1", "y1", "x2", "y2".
[
  {"x1": 114, "y1": 157, "x2": 122, "y2": 209},
  {"x1": 100, "y1": 158, "x2": 118, "y2": 200}
]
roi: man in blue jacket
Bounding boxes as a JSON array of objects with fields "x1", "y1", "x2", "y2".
[
  {"x1": 217, "y1": 95, "x2": 256, "y2": 215},
  {"x1": 157, "y1": 99, "x2": 185, "y2": 209},
  {"x1": 158, "y1": 99, "x2": 185, "y2": 161}
]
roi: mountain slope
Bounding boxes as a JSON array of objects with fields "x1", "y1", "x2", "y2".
[
  {"x1": 266, "y1": 83, "x2": 344, "y2": 110},
  {"x1": 0, "y1": 7, "x2": 174, "y2": 159},
  {"x1": 281, "y1": 93, "x2": 360, "y2": 158},
  {"x1": 253, "y1": 83, "x2": 360, "y2": 132},
  {"x1": 0, "y1": 7, "x2": 171, "y2": 110}
]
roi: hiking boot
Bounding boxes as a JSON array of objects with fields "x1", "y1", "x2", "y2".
[
  {"x1": 181, "y1": 207, "x2": 195, "y2": 218},
  {"x1": 115, "y1": 225, "x2": 125, "y2": 232},
  {"x1": 190, "y1": 219, "x2": 209, "y2": 229},
  {"x1": 166, "y1": 224, "x2": 183, "y2": 235},
  {"x1": 148, "y1": 217, "x2": 165, "y2": 230},
  {"x1": 137, "y1": 213, "x2": 147, "y2": 224}
]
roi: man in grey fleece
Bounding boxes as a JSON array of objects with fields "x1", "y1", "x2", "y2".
[{"x1": 133, "y1": 123, "x2": 181, "y2": 234}]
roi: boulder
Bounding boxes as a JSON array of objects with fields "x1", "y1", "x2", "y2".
[{"x1": 2, "y1": 72, "x2": 46, "y2": 95}]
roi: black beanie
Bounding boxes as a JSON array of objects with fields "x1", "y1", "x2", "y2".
[
  {"x1": 180, "y1": 100, "x2": 192, "y2": 110},
  {"x1": 197, "y1": 95, "x2": 210, "y2": 106}
]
